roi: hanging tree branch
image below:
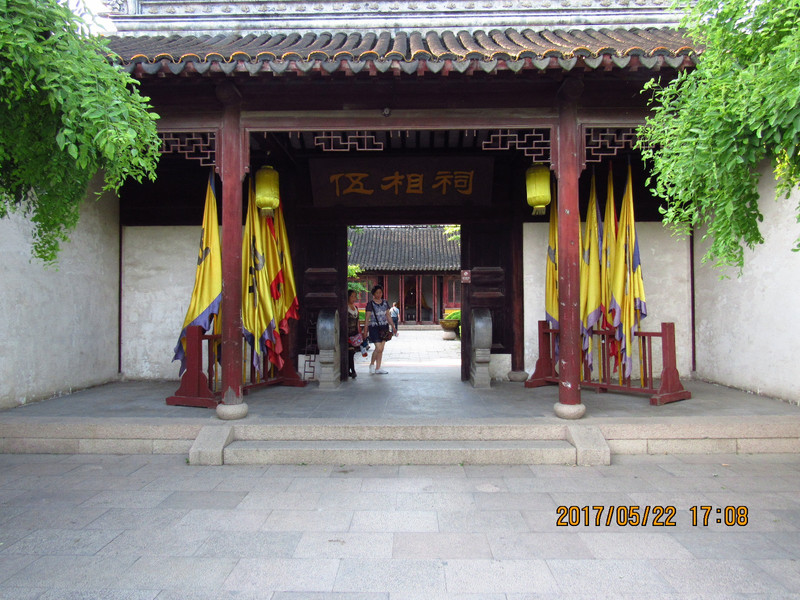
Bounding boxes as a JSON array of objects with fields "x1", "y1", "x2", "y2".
[
  {"x1": 638, "y1": 0, "x2": 800, "y2": 272},
  {"x1": 0, "y1": 0, "x2": 160, "y2": 264}
]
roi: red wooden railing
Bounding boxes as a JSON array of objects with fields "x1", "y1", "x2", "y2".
[
  {"x1": 525, "y1": 320, "x2": 691, "y2": 406},
  {"x1": 167, "y1": 325, "x2": 306, "y2": 408}
]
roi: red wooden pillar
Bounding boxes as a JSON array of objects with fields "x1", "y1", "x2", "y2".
[
  {"x1": 554, "y1": 78, "x2": 586, "y2": 419},
  {"x1": 400, "y1": 275, "x2": 406, "y2": 320},
  {"x1": 216, "y1": 82, "x2": 247, "y2": 418},
  {"x1": 416, "y1": 275, "x2": 421, "y2": 324},
  {"x1": 433, "y1": 275, "x2": 438, "y2": 324}
]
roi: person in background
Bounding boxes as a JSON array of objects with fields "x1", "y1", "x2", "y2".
[
  {"x1": 363, "y1": 284, "x2": 398, "y2": 374},
  {"x1": 346, "y1": 289, "x2": 363, "y2": 378},
  {"x1": 389, "y1": 301, "x2": 400, "y2": 332}
]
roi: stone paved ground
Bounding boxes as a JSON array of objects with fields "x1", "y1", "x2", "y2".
[
  {"x1": 6, "y1": 328, "x2": 799, "y2": 422},
  {"x1": 1, "y1": 452, "x2": 799, "y2": 598},
  {"x1": 377, "y1": 326, "x2": 462, "y2": 368}
]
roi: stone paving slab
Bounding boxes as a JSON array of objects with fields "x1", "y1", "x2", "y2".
[
  {"x1": 392, "y1": 532, "x2": 493, "y2": 559},
  {"x1": 293, "y1": 532, "x2": 394, "y2": 559},
  {"x1": 262, "y1": 510, "x2": 354, "y2": 532},
  {"x1": 0, "y1": 452, "x2": 799, "y2": 597},
  {"x1": 194, "y1": 530, "x2": 301, "y2": 559},
  {"x1": 224, "y1": 557, "x2": 339, "y2": 592}
]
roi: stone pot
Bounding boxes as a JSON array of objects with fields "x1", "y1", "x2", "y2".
[{"x1": 440, "y1": 319, "x2": 460, "y2": 339}]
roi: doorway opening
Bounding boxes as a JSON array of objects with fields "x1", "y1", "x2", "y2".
[
  {"x1": 347, "y1": 224, "x2": 462, "y2": 377},
  {"x1": 348, "y1": 224, "x2": 461, "y2": 325}
]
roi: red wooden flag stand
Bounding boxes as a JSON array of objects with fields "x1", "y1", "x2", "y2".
[
  {"x1": 526, "y1": 320, "x2": 691, "y2": 406},
  {"x1": 167, "y1": 325, "x2": 306, "y2": 409}
]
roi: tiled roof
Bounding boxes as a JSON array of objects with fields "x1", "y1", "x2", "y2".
[
  {"x1": 107, "y1": 0, "x2": 685, "y2": 36},
  {"x1": 349, "y1": 226, "x2": 460, "y2": 272},
  {"x1": 107, "y1": 28, "x2": 697, "y2": 76}
]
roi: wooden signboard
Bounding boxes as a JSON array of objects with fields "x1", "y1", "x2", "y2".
[{"x1": 309, "y1": 156, "x2": 494, "y2": 207}]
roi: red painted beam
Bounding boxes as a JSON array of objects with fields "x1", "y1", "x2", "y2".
[{"x1": 556, "y1": 79, "x2": 584, "y2": 406}]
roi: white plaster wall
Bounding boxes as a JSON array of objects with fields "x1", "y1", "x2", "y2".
[
  {"x1": 522, "y1": 221, "x2": 693, "y2": 378},
  {"x1": 523, "y1": 223, "x2": 548, "y2": 374},
  {"x1": 121, "y1": 226, "x2": 197, "y2": 380},
  {"x1": 637, "y1": 223, "x2": 693, "y2": 378},
  {"x1": 0, "y1": 180, "x2": 120, "y2": 409},
  {"x1": 694, "y1": 167, "x2": 800, "y2": 403}
]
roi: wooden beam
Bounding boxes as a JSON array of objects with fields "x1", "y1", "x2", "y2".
[
  {"x1": 155, "y1": 113, "x2": 223, "y2": 131},
  {"x1": 242, "y1": 109, "x2": 559, "y2": 132}
]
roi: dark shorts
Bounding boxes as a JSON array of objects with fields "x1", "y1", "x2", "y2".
[{"x1": 368, "y1": 324, "x2": 390, "y2": 343}]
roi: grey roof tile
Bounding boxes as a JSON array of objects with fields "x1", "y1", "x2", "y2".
[
  {"x1": 348, "y1": 226, "x2": 460, "y2": 272},
  {"x1": 107, "y1": 27, "x2": 698, "y2": 75}
]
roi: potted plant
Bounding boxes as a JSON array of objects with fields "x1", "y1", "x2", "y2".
[{"x1": 440, "y1": 309, "x2": 461, "y2": 339}]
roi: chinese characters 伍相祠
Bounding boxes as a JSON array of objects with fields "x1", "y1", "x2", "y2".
[{"x1": 329, "y1": 170, "x2": 475, "y2": 197}]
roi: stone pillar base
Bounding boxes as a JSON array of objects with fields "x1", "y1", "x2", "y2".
[
  {"x1": 470, "y1": 308, "x2": 492, "y2": 389},
  {"x1": 316, "y1": 309, "x2": 340, "y2": 390},
  {"x1": 507, "y1": 370, "x2": 528, "y2": 382},
  {"x1": 470, "y1": 348, "x2": 491, "y2": 389},
  {"x1": 216, "y1": 402, "x2": 249, "y2": 420},
  {"x1": 317, "y1": 348, "x2": 341, "y2": 390},
  {"x1": 553, "y1": 402, "x2": 586, "y2": 420}
]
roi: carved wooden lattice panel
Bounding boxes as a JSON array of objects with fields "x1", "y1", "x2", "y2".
[
  {"x1": 584, "y1": 127, "x2": 651, "y2": 164},
  {"x1": 314, "y1": 131, "x2": 384, "y2": 152},
  {"x1": 481, "y1": 129, "x2": 552, "y2": 162},
  {"x1": 159, "y1": 132, "x2": 216, "y2": 166}
]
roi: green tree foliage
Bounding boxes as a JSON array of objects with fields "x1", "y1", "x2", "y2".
[
  {"x1": 442, "y1": 224, "x2": 461, "y2": 242},
  {"x1": 638, "y1": 0, "x2": 800, "y2": 270},
  {"x1": 347, "y1": 264, "x2": 368, "y2": 294},
  {"x1": 0, "y1": 0, "x2": 160, "y2": 264},
  {"x1": 347, "y1": 226, "x2": 368, "y2": 293}
]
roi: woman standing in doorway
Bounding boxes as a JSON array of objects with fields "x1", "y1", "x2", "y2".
[
  {"x1": 363, "y1": 284, "x2": 398, "y2": 374},
  {"x1": 346, "y1": 289, "x2": 363, "y2": 378}
]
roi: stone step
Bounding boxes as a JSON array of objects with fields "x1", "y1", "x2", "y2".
[
  {"x1": 0, "y1": 420, "x2": 200, "y2": 455},
  {"x1": 223, "y1": 439, "x2": 576, "y2": 465},
  {"x1": 232, "y1": 422, "x2": 567, "y2": 442}
]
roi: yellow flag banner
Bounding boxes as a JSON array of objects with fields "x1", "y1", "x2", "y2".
[
  {"x1": 545, "y1": 197, "x2": 559, "y2": 330},
  {"x1": 580, "y1": 172, "x2": 603, "y2": 370},
  {"x1": 273, "y1": 204, "x2": 300, "y2": 331},
  {"x1": 263, "y1": 215, "x2": 282, "y2": 309},
  {"x1": 609, "y1": 164, "x2": 647, "y2": 379},
  {"x1": 242, "y1": 180, "x2": 282, "y2": 371},
  {"x1": 600, "y1": 164, "x2": 617, "y2": 329},
  {"x1": 259, "y1": 209, "x2": 285, "y2": 370},
  {"x1": 173, "y1": 170, "x2": 222, "y2": 374}
]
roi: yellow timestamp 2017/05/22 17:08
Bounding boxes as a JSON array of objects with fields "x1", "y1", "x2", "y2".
[{"x1": 555, "y1": 505, "x2": 749, "y2": 527}]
